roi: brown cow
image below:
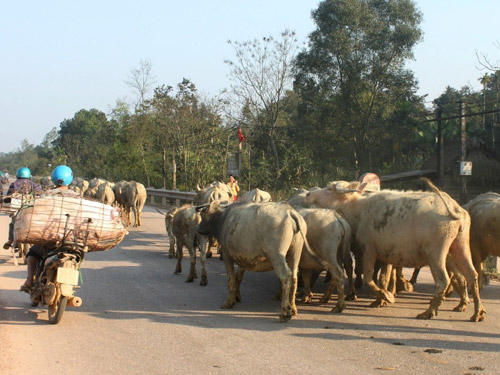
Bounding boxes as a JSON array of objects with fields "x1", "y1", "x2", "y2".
[
  {"x1": 197, "y1": 201, "x2": 306, "y2": 322},
  {"x1": 306, "y1": 180, "x2": 485, "y2": 322}
]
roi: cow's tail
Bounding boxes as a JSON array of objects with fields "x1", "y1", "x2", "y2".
[
  {"x1": 155, "y1": 208, "x2": 166, "y2": 216},
  {"x1": 421, "y1": 177, "x2": 461, "y2": 220},
  {"x1": 289, "y1": 210, "x2": 329, "y2": 268},
  {"x1": 334, "y1": 211, "x2": 352, "y2": 268}
]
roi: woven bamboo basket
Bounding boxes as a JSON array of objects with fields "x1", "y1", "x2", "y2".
[{"x1": 14, "y1": 193, "x2": 128, "y2": 251}]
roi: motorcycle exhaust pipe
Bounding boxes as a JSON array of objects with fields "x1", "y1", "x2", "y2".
[{"x1": 67, "y1": 296, "x2": 82, "y2": 307}]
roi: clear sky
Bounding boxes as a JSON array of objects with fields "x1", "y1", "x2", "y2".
[{"x1": 1, "y1": 0, "x2": 499, "y2": 154}]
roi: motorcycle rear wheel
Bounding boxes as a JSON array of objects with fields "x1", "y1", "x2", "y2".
[{"x1": 48, "y1": 296, "x2": 67, "y2": 324}]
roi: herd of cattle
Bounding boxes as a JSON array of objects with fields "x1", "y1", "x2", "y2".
[
  {"x1": 35, "y1": 175, "x2": 499, "y2": 323},
  {"x1": 155, "y1": 179, "x2": 499, "y2": 323},
  {"x1": 36, "y1": 176, "x2": 147, "y2": 227}
]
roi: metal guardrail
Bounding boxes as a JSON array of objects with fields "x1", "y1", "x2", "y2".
[{"x1": 146, "y1": 188, "x2": 197, "y2": 206}]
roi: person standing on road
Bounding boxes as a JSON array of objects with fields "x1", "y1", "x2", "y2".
[{"x1": 227, "y1": 174, "x2": 239, "y2": 202}]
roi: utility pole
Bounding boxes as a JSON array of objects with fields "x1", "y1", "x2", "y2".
[
  {"x1": 459, "y1": 101, "x2": 467, "y2": 205},
  {"x1": 436, "y1": 106, "x2": 443, "y2": 188}
]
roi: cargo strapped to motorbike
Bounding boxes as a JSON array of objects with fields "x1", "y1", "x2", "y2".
[
  {"x1": 14, "y1": 191, "x2": 128, "y2": 251},
  {"x1": 0, "y1": 192, "x2": 35, "y2": 214}
]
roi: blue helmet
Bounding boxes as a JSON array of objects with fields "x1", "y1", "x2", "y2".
[
  {"x1": 51, "y1": 165, "x2": 73, "y2": 186},
  {"x1": 16, "y1": 167, "x2": 31, "y2": 179}
]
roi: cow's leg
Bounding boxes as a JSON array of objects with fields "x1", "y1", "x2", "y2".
[
  {"x1": 268, "y1": 253, "x2": 293, "y2": 322},
  {"x1": 134, "y1": 207, "x2": 139, "y2": 227},
  {"x1": 287, "y1": 236, "x2": 303, "y2": 317},
  {"x1": 352, "y1": 244, "x2": 364, "y2": 289},
  {"x1": 417, "y1": 257, "x2": 449, "y2": 319},
  {"x1": 322, "y1": 263, "x2": 346, "y2": 313},
  {"x1": 410, "y1": 267, "x2": 421, "y2": 285},
  {"x1": 470, "y1": 245, "x2": 485, "y2": 290},
  {"x1": 446, "y1": 264, "x2": 469, "y2": 312},
  {"x1": 449, "y1": 238, "x2": 485, "y2": 322},
  {"x1": 186, "y1": 243, "x2": 197, "y2": 283},
  {"x1": 199, "y1": 236, "x2": 208, "y2": 286},
  {"x1": 396, "y1": 267, "x2": 414, "y2": 293},
  {"x1": 221, "y1": 248, "x2": 238, "y2": 309},
  {"x1": 234, "y1": 266, "x2": 245, "y2": 302},
  {"x1": 301, "y1": 269, "x2": 314, "y2": 304},
  {"x1": 168, "y1": 236, "x2": 176, "y2": 258},
  {"x1": 363, "y1": 247, "x2": 395, "y2": 306},
  {"x1": 174, "y1": 241, "x2": 183, "y2": 274},
  {"x1": 344, "y1": 251, "x2": 357, "y2": 301},
  {"x1": 370, "y1": 262, "x2": 393, "y2": 307}
]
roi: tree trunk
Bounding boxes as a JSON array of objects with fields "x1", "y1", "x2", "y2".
[
  {"x1": 140, "y1": 144, "x2": 150, "y2": 187},
  {"x1": 162, "y1": 148, "x2": 167, "y2": 189},
  {"x1": 172, "y1": 148, "x2": 177, "y2": 190}
]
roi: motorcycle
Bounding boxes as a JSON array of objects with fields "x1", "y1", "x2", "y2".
[{"x1": 29, "y1": 216, "x2": 91, "y2": 324}]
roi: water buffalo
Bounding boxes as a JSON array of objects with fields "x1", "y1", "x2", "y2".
[
  {"x1": 197, "y1": 201, "x2": 307, "y2": 322},
  {"x1": 306, "y1": 179, "x2": 485, "y2": 322}
]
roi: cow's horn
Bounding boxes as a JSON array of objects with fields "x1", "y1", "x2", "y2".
[{"x1": 195, "y1": 203, "x2": 210, "y2": 211}]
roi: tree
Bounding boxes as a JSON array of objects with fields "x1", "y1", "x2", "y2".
[
  {"x1": 53, "y1": 109, "x2": 116, "y2": 178},
  {"x1": 225, "y1": 30, "x2": 300, "y2": 183},
  {"x1": 479, "y1": 73, "x2": 491, "y2": 129},
  {"x1": 126, "y1": 60, "x2": 157, "y2": 109},
  {"x1": 294, "y1": 0, "x2": 424, "y2": 179}
]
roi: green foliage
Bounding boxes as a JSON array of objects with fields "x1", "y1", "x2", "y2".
[{"x1": 1, "y1": 2, "x2": 500, "y2": 192}]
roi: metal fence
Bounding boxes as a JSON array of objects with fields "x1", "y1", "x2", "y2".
[{"x1": 146, "y1": 188, "x2": 196, "y2": 207}]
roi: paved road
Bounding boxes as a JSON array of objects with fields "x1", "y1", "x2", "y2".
[{"x1": 1, "y1": 207, "x2": 499, "y2": 375}]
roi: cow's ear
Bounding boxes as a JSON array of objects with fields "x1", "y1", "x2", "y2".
[{"x1": 357, "y1": 182, "x2": 368, "y2": 193}]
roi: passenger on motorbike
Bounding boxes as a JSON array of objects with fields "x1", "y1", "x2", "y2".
[
  {"x1": 20, "y1": 165, "x2": 80, "y2": 293},
  {"x1": 2, "y1": 167, "x2": 43, "y2": 250}
]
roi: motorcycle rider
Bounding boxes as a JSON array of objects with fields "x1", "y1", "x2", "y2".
[
  {"x1": 3, "y1": 167, "x2": 43, "y2": 250},
  {"x1": 20, "y1": 165, "x2": 79, "y2": 292}
]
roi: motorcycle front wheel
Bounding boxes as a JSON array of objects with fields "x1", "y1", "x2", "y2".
[{"x1": 48, "y1": 296, "x2": 67, "y2": 324}]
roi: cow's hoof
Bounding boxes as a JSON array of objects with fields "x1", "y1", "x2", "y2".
[
  {"x1": 416, "y1": 310, "x2": 434, "y2": 319},
  {"x1": 221, "y1": 301, "x2": 235, "y2": 309},
  {"x1": 168, "y1": 254, "x2": 175, "y2": 259},
  {"x1": 200, "y1": 276, "x2": 208, "y2": 286},
  {"x1": 279, "y1": 314, "x2": 292, "y2": 323},
  {"x1": 379, "y1": 290, "x2": 395, "y2": 304},
  {"x1": 331, "y1": 304, "x2": 345, "y2": 313},
  {"x1": 453, "y1": 302, "x2": 468, "y2": 312},
  {"x1": 470, "y1": 308, "x2": 486, "y2": 322},
  {"x1": 397, "y1": 280, "x2": 414, "y2": 293},
  {"x1": 302, "y1": 295, "x2": 313, "y2": 304},
  {"x1": 319, "y1": 296, "x2": 330, "y2": 303},
  {"x1": 345, "y1": 293, "x2": 358, "y2": 301},
  {"x1": 206, "y1": 250, "x2": 213, "y2": 259},
  {"x1": 174, "y1": 269, "x2": 182, "y2": 275},
  {"x1": 186, "y1": 277, "x2": 194, "y2": 283},
  {"x1": 369, "y1": 299, "x2": 387, "y2": 308}
]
